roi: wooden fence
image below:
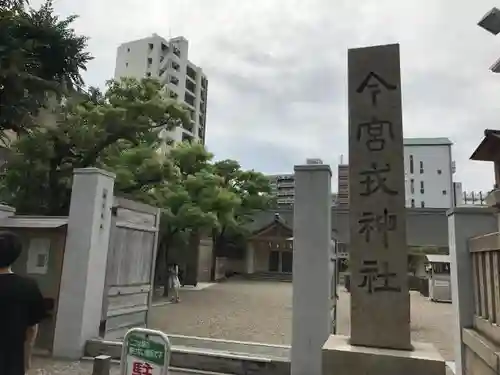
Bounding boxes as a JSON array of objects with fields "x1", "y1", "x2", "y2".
[{"x1": 100, "y1": 197, "x2": 160, "y2": 340}]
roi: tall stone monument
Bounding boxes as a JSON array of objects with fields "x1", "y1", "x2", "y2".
[
  {"x1": 321, "y1": 43, "x2": 446, "y2": 375},
  {"x1": 348, "y1": 43, "x2": 410, "y2": 350}
]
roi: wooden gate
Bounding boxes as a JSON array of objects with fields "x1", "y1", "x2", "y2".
[{"x1": 100, "y1": 197, "x2": 160, "y2": 340}]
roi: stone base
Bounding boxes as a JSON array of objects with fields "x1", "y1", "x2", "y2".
[{"x1": 322, "y1": 335, "x2": 446, "y2": 375}]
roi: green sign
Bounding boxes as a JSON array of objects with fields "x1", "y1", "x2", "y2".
[{"x1": 126, "y1": 334, "x2": 166, "y2": 366}]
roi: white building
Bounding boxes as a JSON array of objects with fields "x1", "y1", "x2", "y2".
[
  {"x1": 403, "y1": 138, "x2": 455, "y2": 208},
  {"x1": 114, "y1": 33, "x2": 208, "y2": 144}
]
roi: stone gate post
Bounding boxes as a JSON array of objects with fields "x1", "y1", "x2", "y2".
[{"x1": 53, "y1": 168, "x2": 115, "y2": 359}]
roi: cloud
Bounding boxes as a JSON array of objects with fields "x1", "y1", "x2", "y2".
[{"x1": 41, "y1": 0, "x2": 500, "y2": 192}]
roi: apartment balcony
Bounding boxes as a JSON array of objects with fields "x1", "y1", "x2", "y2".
[
  {"x1": 168, "y1": 90, "x2": 178, "y2": 100},
  {"x1": 186, "y1": 66, "x2": 197, "y2": 81},
  {"x1": 182, "y1": 132, "x2": 194, "y2": 143},
  {"x1": 173, "y1": 46, "x2": 181, "y2": 58},
  {"x1": 183, "y1": 121, "x2": 194, "y2": 133},
  {"x1": 185, "y1": 79, "x2": 196, "y2": 94},
  {"x1": 171, "y1": 60, "x2": 180, "y2": 71},
  {"x1": 184, "y1": 92, "x2": 196, "y2": 108},
  {"x1": 277, "y1": 182, "x2": 294, "y2": 189},
  {"x1": 201, "y1": 77, "x2": 208, "y2": 89},
  {"x1": 169, "y1": 76, "x2": 179, "y2": 86}
]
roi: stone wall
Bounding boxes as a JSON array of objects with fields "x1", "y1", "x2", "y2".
[{"x1": 463, "y1": 328, "x2": 500, "y2": 375}]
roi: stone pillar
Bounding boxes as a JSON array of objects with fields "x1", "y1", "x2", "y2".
[
  {"x1": 448, "y1": 207, "x2": 496, "y2": 375},
  {"x1": 322, "y1": 43, "x2": 446, "y2": 375},
  {"x1": 53, "y1": 168, "x2": 115, "y2": 359},
  {"x1": 246, "y1": 243, "x2": 255, "y2": 274},
  {"x1": 291, "y1": 164, "x2": 331, "y2": 375},
  {"x1": 348, "y1": 43, "x2": 410, "y2": 350}
]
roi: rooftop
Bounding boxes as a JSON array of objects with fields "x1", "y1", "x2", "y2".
[
  {"x1": 403, "y1": 137, "x2": 453, "y2": 146},
  {"x1": 470, "y1": 129, "x2": 500, "y2": 161}
]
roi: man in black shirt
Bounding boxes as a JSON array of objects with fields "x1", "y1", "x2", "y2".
[{"x1": 0, "y1": 231, "x2": 47, "y2": 375}]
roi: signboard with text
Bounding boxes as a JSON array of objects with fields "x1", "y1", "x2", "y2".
[
  {"x1": 120, "y1": 328, "x2": 172, "y2": 375},
  {"x1": 348, "y1": 44, "x2": 411, "y2": 351}
]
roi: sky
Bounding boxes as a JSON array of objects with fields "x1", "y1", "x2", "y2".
[{"x1": 37, "y1": 0, "x2": 500, "y2": 192}]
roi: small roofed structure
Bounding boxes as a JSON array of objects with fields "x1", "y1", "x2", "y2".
[
  {"x1": 425, "y1": 254, "x2": 451, "y2": 303},
  {"x1": 470, "y1": 129, "x2": 500, "y2": 189}
]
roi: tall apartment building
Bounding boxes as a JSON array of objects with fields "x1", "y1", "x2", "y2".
[
  {"x1": 403, "y1": 138, "x2": 455, "y2": 208},
  {"x1": 268, "y1": 159, "x2": 325, "y2": 205},
  {"x1": 337, "y1": 164, "x2": 349, "y2": 207},
  {"x1": 269, "y1": 174, "x2": 295, "y2": 205},
  {"x1": 114, "y1": 33, "x2": 208, "y2": 144},
  {"x1": 338, "y1": 138, "x2": 456, "y2": 209}
]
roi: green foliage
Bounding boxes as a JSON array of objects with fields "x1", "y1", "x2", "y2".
[
  {"x1": 211, "y1": 159, "x2": 274, "y2": 256},
  {"x1": 0, "y1": 0, "x2": 92, "y2": 135},
  {"x1": 0, "y1": 77, "x2": 187, "y2": 214}
]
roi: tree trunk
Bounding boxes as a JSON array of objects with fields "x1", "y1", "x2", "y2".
[
  {"x1": 184, "y1": 231, "x2": 200, "y2": 286},
  {"x1": 210, "y1": 229, "x2": 218, "y2": 281},
  {"x1": 157, "y1": 240, "x2": 171, "y2": 297}
]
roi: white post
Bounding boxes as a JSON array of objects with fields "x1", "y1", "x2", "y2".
[
  {"x1": 291, "y1": 164, "x2": 332, "y2": 375},
  {"x1": 448, "y1": 206, "x2": 497, "y2": 375},
  {"x1": 53, "y1": 168, "x2": 115, "y2": 359}
]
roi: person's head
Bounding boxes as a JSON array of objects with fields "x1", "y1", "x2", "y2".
[{"x1": 0, "y1": 231, "x2": 22, "y2": 269}]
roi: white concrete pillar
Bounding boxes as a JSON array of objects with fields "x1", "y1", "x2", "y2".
[
  {"x1": 448, "y1": 206, "x2": 496, "y2": 375},
  {"x1": 53, "y1": 168, "x2": 115, "y2": 359},
  {"x1": 291, "y1": 164, "x2": 331, "y2": 375},
  {"x1": 0, "y1": 204, "x2": 15, "y2": 218}
]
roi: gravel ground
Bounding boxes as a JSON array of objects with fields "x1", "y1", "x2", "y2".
[
  {"x1": 31, "y1": 278, "x2": 455, "y2": 374},
  {"x1": 149, "y1": 278, "x2": 455, "y2": 360}
]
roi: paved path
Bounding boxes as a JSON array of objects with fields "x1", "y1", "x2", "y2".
[{"x1": 150, "y1": 279, "x2": 455, "y2": 361}]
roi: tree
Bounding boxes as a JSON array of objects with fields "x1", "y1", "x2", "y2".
[
  {"x1": 154, "y1": 143, "x2": 228, "y2": 291},
  {"x1": 210, "y1": 160, "x2": 273, "y2": 278},
  {"x1": 0, "y1": 77, "x2": 188, "y2": 214},
  {"x1": 0, "y1": 0, "x2": 92, "y2": 137}
]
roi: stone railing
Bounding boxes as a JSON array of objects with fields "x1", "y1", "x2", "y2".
[{"x1": 469, "y1": 232, "x2": 500, "y2": 323}]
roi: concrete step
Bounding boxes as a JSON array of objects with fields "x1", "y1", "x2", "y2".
[
  {"x1": 85, "y1": 337, "x2": 290, "y2": 375},
  {"x1": 240, "y1": 272, "x2": 292, "y2": 282}
]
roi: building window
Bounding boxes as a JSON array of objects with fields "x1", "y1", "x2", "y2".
[
  {"x1": 442, "y1": 190, "x2": 447, "y2": 195},
  {"x1": 410, "y1": 179, "x2": 414, "y2": 194},
  {"x1": 147, "y1": 57, "x2": 152, "y2": 66},
  {"x1": 125, "y1": 62, "x2": 128, "y2": 67},
  {"x1": 420, "y1": 161, "x2": 424, "y2": 174},
  {"x1": 148, "y1": 43, "x2": 154, "y2": 50},
  {"x1": 146, "y1": 72, "x2": 151, "y2": 77},
  {"x1": 420, "y1": 181, "x2": 424, "y2": 194},
  {"x1": 411, "y1": 199, "x2": 415, "y2": 208},
  {"x1": 409, "y1": 155, "x2": 414, "y2": 174},
  {"x1": 421, "y1": 201, "x2": 425, "y2": 208},
  {"x1": 437, "y1": 169, "x2": 442, "y2": 175},
  {"x1": 127, "y1": 48, "x2": 130, "y2": 52}
]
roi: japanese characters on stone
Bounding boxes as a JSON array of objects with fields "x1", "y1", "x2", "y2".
[
  {"x1": 359, "y1": 260, "x2": 401, "y2": 294},
  {"x1": 355, "y1": 71, "x2": 402, "y2": 294}
]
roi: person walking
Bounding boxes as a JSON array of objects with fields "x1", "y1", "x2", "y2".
[
  {"x1": 0, "y1": 231, "x2": 47, "y2": 375},
  {"x1": 170, "y1": 263, "x2": 181, "y2": 303}
]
